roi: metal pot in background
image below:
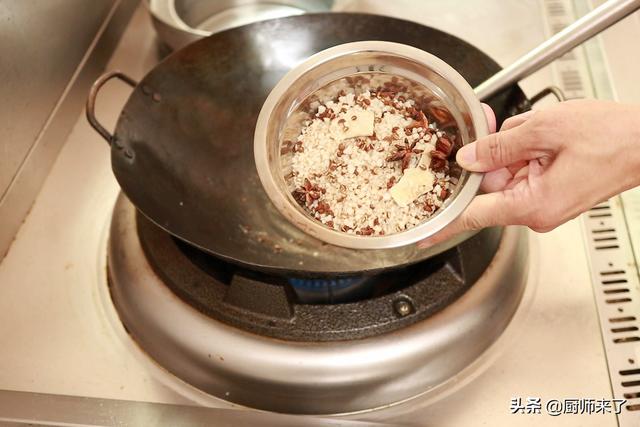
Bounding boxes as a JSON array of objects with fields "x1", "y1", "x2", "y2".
[{"x1": 144, "y1": 0, "x2": 335, "y2": 50}]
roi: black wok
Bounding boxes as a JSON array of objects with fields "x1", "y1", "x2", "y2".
[{"x1": 87, "y1": 13, "x2": 531, "y2": 275}]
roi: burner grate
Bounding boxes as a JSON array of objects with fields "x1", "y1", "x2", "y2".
[
  {"x1": 135, "y1": 208, "x2": 502, "y2": 341},
  {"x1": 582, "y1": 198, "x2": 640, "y2": 424}
]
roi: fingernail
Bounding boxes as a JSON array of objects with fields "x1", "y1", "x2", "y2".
[{"x1": 456, "y1": 144, "x2": 477, "y2": 167}]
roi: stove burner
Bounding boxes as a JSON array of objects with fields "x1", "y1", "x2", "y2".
[
  {"x1": 135, "y1": 207, "x2": 502, "y2": 341},
  {"x1": 287, "y1": 276, "x2": 372, "y2": 304},
  {"x1": 106, "y1": 194, "x2": 529, "y2": 414}
]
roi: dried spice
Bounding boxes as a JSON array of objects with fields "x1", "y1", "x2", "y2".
[
  {"x1": 287, "y1": 77, "x2": 455, "y2": 236},
  {"x1": 292, "y1": 178, "x2": 322, "y2": 206},
  {"x1": 386, "y1": 138, "x2": 417, "y2": 171},
  {"x1": 435, "y1": 136, "x2": 453, "y2": 157}
]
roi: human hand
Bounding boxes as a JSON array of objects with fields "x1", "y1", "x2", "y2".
[{"x1": 418, "y1": 99, "x2": 640, "y2": 248}]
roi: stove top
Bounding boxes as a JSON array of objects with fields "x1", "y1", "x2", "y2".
[
  {"x1": 104, "y1": 194, "x2": 527, "y2": 414},
  {"x1": 126, "y1": 196, "x2": 504, "y2": 341},
  {"x1": 1, "y1": 1, "x2": 640, "y2": 426}
]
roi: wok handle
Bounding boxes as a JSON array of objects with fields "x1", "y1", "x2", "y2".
[
  {"x1": 507, "y1": 86, "x2": 566, "y2": 117},
  {"x1": 530, "y1": 86, "x2": 566, "y2": 104},
  {"x1": 86, "y1": 71, "x2": 137, "y2": 145},
  {"x1": 474, "y1": 0, "x2": 640, "y2": 100}
]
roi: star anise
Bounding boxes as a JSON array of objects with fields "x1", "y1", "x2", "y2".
[
  {"x1": 292, "y1": 178, "x2": 322, "y2": 206},
  {"x1": 386, "y1": 138, "x2": 419, "y2": 171},
  {"x1": 430, "y1": 150, "x2": 448, "y2": 172},
  {"x1": 406, "y1": 110, "x2": 429, "y2": 131}
]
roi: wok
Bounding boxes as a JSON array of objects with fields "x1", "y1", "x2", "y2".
[{"x1": 87, "y1": 13, "x2": 534, "y2": 275}]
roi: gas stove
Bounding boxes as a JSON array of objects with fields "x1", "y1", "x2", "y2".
[{"x1": 1, "y1": 1, "x2": 640, "y2": 426}]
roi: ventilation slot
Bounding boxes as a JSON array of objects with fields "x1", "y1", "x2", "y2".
[
  {"x1": 615, "y1": 337, "x2": 640, "y2": 344},
  {"x1": 594, "y1": 236, "x2": 618, "y2": 242},
  {"x1": 610, "y1": 316, "x2": 637, "y2": 323},
  {"x1": 612, "y1": 327, "x2": 639, "y2": 333},
  {"x1": 601, "y1": 270, "x2": 626, "y2": 276},
  {"x1": 593, "y1": 228, "x2": 616, "y2": 234},
  {"x1": 579, "y1": 127, "x2": 640, "y2": 425},
  {"x1": 596, "y1": 244, "x2": 620, "y2": 250},
  {"x1": 604, "y1": 289, "x2": 630, "y2": 294},
  {"x1": 546, "y1": 1, "x2": 567, "y2": 17},
  {"x1": 603, "y1": 280, "x2": 629, "y2": 286},
  {"x1": 559, "y1": 69, "x2": 584, "y2": 91},
  {"x1": 620, "y1": 369, "x2": 640, "y2": 376},
  {"x1": 589, "y1": 212, "x2": 613, "y2": 218},
  {"x1": 607, "y1": 298, "x2": 632, "y2": 304}
]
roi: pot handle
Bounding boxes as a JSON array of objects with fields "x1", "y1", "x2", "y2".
[
  {"x1": 474, "y1": 0, "x2": 640, "y2": 99},
  {"x1": 509, "y1": 85, "x2": 566, "y2": 116},
  {"x1": 86, "y1": 71, "x2": 137, "y2": 145},
  {"x1": 530, "y1": 86, "x2": 566, "y2": 104}
]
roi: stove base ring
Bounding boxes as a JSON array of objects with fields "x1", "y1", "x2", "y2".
[{"x1": 107, "y1": 194, "x2": 529, "y2": 414}]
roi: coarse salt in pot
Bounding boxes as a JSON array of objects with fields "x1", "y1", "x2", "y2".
[{"x1": 254, "y1": 41, "x2": 488, "y2": 249}]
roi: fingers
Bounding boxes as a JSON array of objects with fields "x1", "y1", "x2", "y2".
[
  {"x1": 457, "y1": 109, "x2": 539, "y2": 173},
  {"x1": 481, "y1": 168, "x2": 513, "y2": 192},
  {"x1": 456, "y1": 123, "x2": 537, "y2": 172},
  {"x1": 507, "y1": 160, "x2": 528, "y2": 177},
  {"x1": 417, "y1": 192, "x2": 516, "y2": 248},
  {"x1": 417, "y1": 108, "x2": 540, "y2": 248},
  {"x1": 500, "y1": 110, "x2": 536, "y2": 131},
  {"x1": 481, "y1": 103, "x2": 497, "y2": 133}
]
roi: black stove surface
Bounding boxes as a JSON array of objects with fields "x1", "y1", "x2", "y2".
[{"x1": 135, "y1": 210, "x2": 503, "y2": 341}]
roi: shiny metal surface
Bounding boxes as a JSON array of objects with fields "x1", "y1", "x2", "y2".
[
  {"x1": 91, "y1": 13, "x2": 528, "y2": 274},
  {"x1": 0, "y1": 0, "x2": 138, "y2": 260},
  {"x1": 108, "y1": 194, "x2": 529, "y2": 414},
  {"x1": 86, "y1": 72, "x2": 137, "y2": 144},
  {"x1": 0, "y1": 0, "x2": 114, "y2": 196},
  {"x1": 145, "y1": 0, "x2": 333, "y2": 49},
  {"x1": 0, "y1": 2, "x2": 628, "y2": 425},
  {"x1": 475, "y1": 0, "x2": 640, "y2": 99},
  {"x1": 582, "y1": 198, "x2": 640, "y2": 426},
  {"x1": 0, "y1": 390, "x2": 385, "y2": 427},
  {"x1": 254, "y1": 42, "x2": 487, "y2": 249}
]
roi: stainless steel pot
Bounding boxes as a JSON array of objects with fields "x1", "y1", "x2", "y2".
[
  {"x1": 254, "y1": 41, "x2": 487, "y2": 249},
  {"x1": 144, "y1": 0, "x2": 334, "y2": 50}
]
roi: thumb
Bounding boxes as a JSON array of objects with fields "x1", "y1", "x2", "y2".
[
  {"x1": 456, "y1": 125, "x2": 534, "y2": 172},
  {"x1": 417, "y1": 192, "x2": 516, "y2": 248}
]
